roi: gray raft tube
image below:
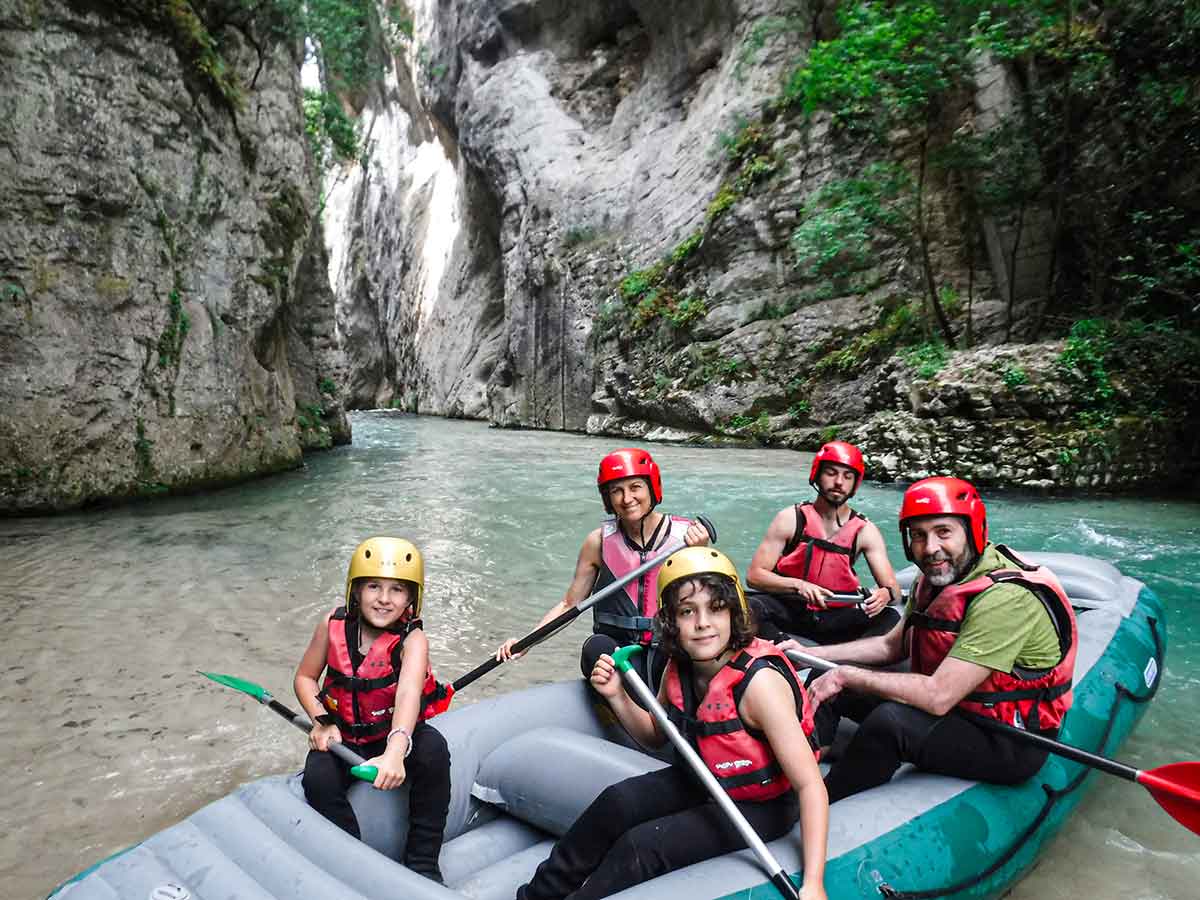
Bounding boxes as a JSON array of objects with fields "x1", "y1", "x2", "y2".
[{"x1": 49, "y1": 553, "x2": 1135, "y2": 900}]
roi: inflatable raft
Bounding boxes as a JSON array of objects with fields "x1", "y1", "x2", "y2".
[{"x1": 51, "y1": 552, "x2": 1164, "y2": 900}]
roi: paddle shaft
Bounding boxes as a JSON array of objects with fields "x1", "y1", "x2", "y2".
[
  {"x1": 256, "y1": 692, "x2": 369, "y2": 770},
  {"x1": 450, "y1": 515, "x2": 717, "y2": 692},
  {"x1": 784, "y1": 649, "x2": 1143, "y2": 780},
  {"x1": 746, "y1": 589, "x2": 868, "y2": 609},
  {"x1": 614, "y1": 652, "x2": 801, "y2": 900}
]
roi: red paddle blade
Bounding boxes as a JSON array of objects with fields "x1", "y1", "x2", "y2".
[
  {"x1": 1137, "y1": 762, "x2": 1200, "y2": 835},
  {"x1": 424, "y1": 683, "x2": 455, "y2": 719}
]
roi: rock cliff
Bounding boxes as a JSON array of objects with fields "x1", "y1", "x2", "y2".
[
  {"x1": 327, "y1": 0, "x2": 1196, "y2": 491},
  {"x1": 0, "y1": 1, "x2": 349, "y2": 514}
]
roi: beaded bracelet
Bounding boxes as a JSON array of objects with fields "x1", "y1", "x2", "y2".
[{"x1": 386, "y1": 727, "x2": 413, "y2": 758}]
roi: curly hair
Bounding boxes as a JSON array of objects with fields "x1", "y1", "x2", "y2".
[{"x1": 655, "y1": 573, "x2": 757, "y2": 662}]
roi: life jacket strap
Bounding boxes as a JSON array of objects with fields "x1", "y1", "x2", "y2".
[
  {"x1": 967, "y1": 680, "x2": 1072, "y2": 705},
  {"x1": 323, "y1": 664, "x2": 400, "y2": 694},
  {"x1": 906, "y1": 611, "x2": 963, "y2": 634},
  {"x1": 716, "y1": 760, "x2": 784, "y2": 790},
  {"x1": 666, "y1": 703, "x2": 744, "y2": 737}
]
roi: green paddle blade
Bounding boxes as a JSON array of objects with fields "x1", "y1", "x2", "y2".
[
  {"x1": 199, "y1": 671, "x2": 270, "y2": 702},
  {"x1": 350, "y1": 764, "x2": 379, "y2": 783},
  {"x1": 611, "y1": 645, "x2": 644, "y2": 673}
]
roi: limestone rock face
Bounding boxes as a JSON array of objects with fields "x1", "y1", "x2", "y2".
[
  {"x1": 327, "y1": 0, "x2": 1192, "y2": 491},
  {"x1": 327, "y1": 0, "x2": 798, "y2": 428},
  {"x1": 0, "y1": 2, "x2": 347, "y2": 513}
]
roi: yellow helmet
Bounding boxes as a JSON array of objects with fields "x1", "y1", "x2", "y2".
[
  {"x1": 656, "y1": 546, "x2": 747, "y2": 616},
  {"x1": 345, "y1": 537, "x2": 425, "y2": 618}
]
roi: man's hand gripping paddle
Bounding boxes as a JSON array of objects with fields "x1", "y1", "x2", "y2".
[
  {"x1": 746, "y1": 587, "x2": 876, "y2": 609},
  {"x1": 199, "y1": 671, "x2": 379, "y2": 783},
  {"x1": 443, "y1": 515, "x2": 718, "y2": 699},
  {"x1": 784, "y1": 648, "x2": 1200, "y2": 836},
  {"x1": 611, "y1": 645, "x2": 802, "y2": 900}
]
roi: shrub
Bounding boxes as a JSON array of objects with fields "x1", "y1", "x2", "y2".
[
  {"x1": 1001, "y1": 366, "x2": 1028, "y2": 389},
  {"x1": 904, "y1": 341, "x2": 948, "y2": 379}
]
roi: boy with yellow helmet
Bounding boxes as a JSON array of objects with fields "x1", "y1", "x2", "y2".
[
  {"x1": 517, "y1": 547, "x2": 829, "y2": 900},
  {"x1": 293, "y1": 537, "x2": 451, "y2": 882}
]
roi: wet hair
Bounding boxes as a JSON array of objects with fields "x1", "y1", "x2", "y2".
[{"x1": 655, "y1": 573, "x2": 756, "y2": 662}]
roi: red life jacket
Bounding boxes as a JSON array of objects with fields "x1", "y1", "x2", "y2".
[
  {"x1": 906, "y1": 545, "x2": 1077, "y2": 732},
  {"x1": 593, "y1": 513, "x2": 692, "y2": 645},
  {"x1": 774, "y1": 501, "x2": 866, "y2": 607},
  {"x1": 317, "y1": 607, "x2": 449, "y2": 745},
  {"x1": 664, "y1": 637, "x2": 819, "y2": 802}
]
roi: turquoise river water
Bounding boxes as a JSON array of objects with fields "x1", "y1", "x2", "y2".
[{"x1": 1, "y1": 412, "x2": 1196, "y2": 899}]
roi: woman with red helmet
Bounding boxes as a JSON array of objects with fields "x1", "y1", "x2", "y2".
[
  {"x1": 746, "y1": 441, "x2": 901, "y2": 645},
  {"x1": 780, "y1": 476, "x2": 1076, "y2": 802},
  {"x1": 494, "y1": 447, "x2": 710, "y2": 689}
]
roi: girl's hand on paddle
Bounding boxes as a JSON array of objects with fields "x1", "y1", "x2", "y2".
[
  {"x1": 684, "y1": 522, "x2": 710, "y2": 546},
  {"x1": 496, "y1": 638, "x2": 525, "y2": 662},
  {"x1": 794, "y1": 580, "x2": 833, "y2": 607},
  {"x1": 590, "y1": 654, "x2": 623, "y2": 699},
  {"x1": 863, "y1": 587, "x2": 891, "y2": 617},
  {"x1": 800, "y1": 882, "x2": 827, "y2": 900},
  {"x1": 365, "y1": 753, "x2": 407, "y2": 790},
  {"x1": 309, "y1": 722, "x2": 342, "y2": 752}
]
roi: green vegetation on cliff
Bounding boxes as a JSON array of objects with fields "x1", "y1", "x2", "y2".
[
  {"x1": 593, "y1": 0, "x2": 1198, "y2": 480},
  {"x1": 779, "y1": 0, "x2": 1200, "y2": 346},
  {"x1": 108, "y1": 1, "x2": 385, "y2": 168}
]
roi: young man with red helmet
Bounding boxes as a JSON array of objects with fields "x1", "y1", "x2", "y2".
[
  {"x1": 746, "y1": 441, "x2": 901, "y2": 645},
  {"x1": 495, "y1": 447, "x2": 710, "y2": 688},
  {"x1": 780, "y1": 477, "x2": 1077, "y2": 801}
]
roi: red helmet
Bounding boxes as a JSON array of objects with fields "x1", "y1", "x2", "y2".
[
  {"x1": 809, "y1": 441, "x2": 865, "y2": 496},
  {"x1": 899, "y1": 476, "x2": 988, "y2": 560},
  {"x1": 597, "y1": 448, "x2": 663, "y2": 513}
]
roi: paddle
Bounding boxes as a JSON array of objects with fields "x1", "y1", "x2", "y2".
[
  {"x1": 200, "y1": 671, "x2": 379, "y2": 783},
  {"x1": 746, "y1": 587, "x2": 870, "y2": 609},
  {"x1": 611, "y1": 645, "x2": 802, "y2": 900},
  {"x1": 446, "y1": 515, "x2": 718, "y2": 696},
  {"x1": 783, "y1": 648, "x2": 1200, "y2": 835}
]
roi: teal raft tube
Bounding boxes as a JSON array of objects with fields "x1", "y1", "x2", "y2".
[{"x1": 50, "y1": 553, "x2": 1164, "y2": 900}]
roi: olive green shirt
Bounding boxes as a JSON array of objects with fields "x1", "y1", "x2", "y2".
[{"x1": 906, "y1": 544, "x2": 1062, "y2": 673}]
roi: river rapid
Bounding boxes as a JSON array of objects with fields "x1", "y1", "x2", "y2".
[{"x1": 2, "y1": 412, "x2": 1197, "y2": 899}]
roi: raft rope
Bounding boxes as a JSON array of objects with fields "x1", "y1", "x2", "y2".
[{"x1": 876, "y1": 614, "x2": 1163, "y2": 900}]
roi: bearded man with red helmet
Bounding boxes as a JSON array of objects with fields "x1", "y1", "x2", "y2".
[
  {"x1": 779, "y1": 476, "x2": 1077, "y2": 801},
  {"x1": 747, "y1": 441, "x2": 901, "y2": 645},
  {"x1": 495, "y1": 448, "x2": 710, "y2": 689}
]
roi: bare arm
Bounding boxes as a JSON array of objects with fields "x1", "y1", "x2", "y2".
[
  {"x1": 294, "y1": 615, "x2": 342, "y2": 751},
  {"x1": 783, "y1": 613, "x2": 907, "y2": 667},
  {"x1": 588, "y1": 653, "x2": 664, "y2": 749},
  {"x1": 856, "y1": 521, "x2": 901, "y2": 617},
  {"x1": 363, "y1": 629, "x2": 431, "y2": 790},
  {"x1": 294, "y1": 615, "x2": 331, "y2": 721},
  {"x1": 740, "y1": 670, "x2": 828, "y2": 900},
  {"x1": 746, "y1": 507, "x2": 832, "y2": 606},
  {"x1": 496, "y1": 528, "x2": 603, "y2": 660},
  {"x1": 810, "y1": 654, "x2": 992, "y2": 717}
]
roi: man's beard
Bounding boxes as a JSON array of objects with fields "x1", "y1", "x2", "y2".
[
  {"x1": 922, "y1": 547, "x2": 975, "y2": 587},
  {"x1": 820, "y1": 487, "x2": 848, "y2": 507}
]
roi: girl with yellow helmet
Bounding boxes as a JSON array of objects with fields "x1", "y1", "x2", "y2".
[
  {"x1": 517, "y1": 547, "x2": 829, "y2": 900},
  {"x1": 292, "y1": 537, "x2": 451, "y2": 882}
]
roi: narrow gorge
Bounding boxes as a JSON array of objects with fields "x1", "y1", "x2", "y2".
[{"x1": 3, "y1": 0, "x2": 1196, "y2": 514}]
